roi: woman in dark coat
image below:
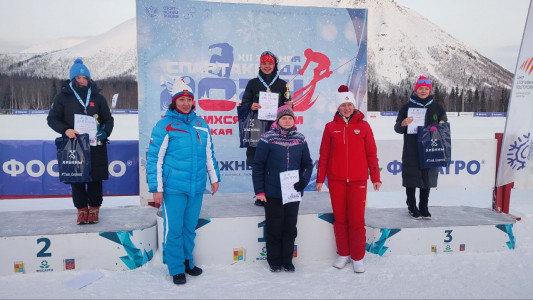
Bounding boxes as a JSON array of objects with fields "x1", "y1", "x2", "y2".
[
  {"x1": 47, "y1": 58, "x2": 114, "y2": 225},
  {"x1": 252, "y1": 105, "x2": 313, "y2": 273},
  {"x1": 241, "y1": 51, "x2": 292, "y2": 206},
  {"x1": 394, "y1": 76, "x2": 447, "y2": 220}
]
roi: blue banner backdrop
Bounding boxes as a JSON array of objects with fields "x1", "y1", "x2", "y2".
[
  {"x1": 0, "y1": 141, "x2": 139, "y2": 198},
  {"x1": 136, "y1": 0, "x2": 368, "y2": 194}
]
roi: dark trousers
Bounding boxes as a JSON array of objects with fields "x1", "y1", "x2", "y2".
[
  {"x1": 246, "y1": 147, "x2": 256, "y2": 166},
  {"x1": 406, "y1": 187, "x2": 430, "y2": 209},
  {"x1": 71, "y1": 181, "x2": 103, "y2": 209},
  {"x1": 264, "y1": 197, "x2": 299, "y2": 266}
]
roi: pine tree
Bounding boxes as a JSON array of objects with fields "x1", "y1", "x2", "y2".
[
  {"x1": 480, "y1": 89, "x2": 487, "y2": 112},
  {"x1": 473, "y1": 88, "x2": 479, "y2": 112}
]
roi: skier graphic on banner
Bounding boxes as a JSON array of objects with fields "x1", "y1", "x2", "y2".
[{"x1": 293, "y1": 48, "x2": 333, "y2": 111}]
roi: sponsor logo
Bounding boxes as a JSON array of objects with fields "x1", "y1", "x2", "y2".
[
  {"x1": 64, "y1": 258, "x2": 75, "y2": 270},
  {"x1": 519, "y1": 56, "x2": 533, "y2": 75},
  {"x1": 163, "y1": 6, "x2": 179, "y2": 18},
  {"x1": 68, "y1": 150, "x2": 76, "y2": 160},
  {"x1": 293, "y1": 245, "x2": 298, "y2": 258},
  {"x1": 505, "y1": 133, "x2": 531, "y2": 170},
  {"x1": 431, "y1": 245, "x2": 437, "y2": 253},
  {"x1": 14, "y1": 261, "x2": 24, "y2": 274},
  {"x1": 443, "y1": 244, "x2": 453, "y2": 253},
  {"x1": 233, "y1": 247, "x2": 245, "y2": 261},
  {"x1": 256, "y1": 246, "x2": 268, "y2": 261},
  {"x1": 3, "y1": 159, "x2": 133, "y2": 178},
  {"x1": 166, "y1": 123, "x2": 189, "y2": 133},
  {"x1": 144, "y1": 6, "x2": 158, "y2": 17},
  {"x1": 36, "y1": 260, "x2": 54, "y2": 272},
  {"x1": 459, "y1": 244, "x2": 465, "y2": 251},
  {"x1": 387, "y1": 159, "x2": 483, "y2": 175}
]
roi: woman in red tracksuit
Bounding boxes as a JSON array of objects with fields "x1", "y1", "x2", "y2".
[{"x1": 316, "y1": 85, "x2": 381, "y2": 273}]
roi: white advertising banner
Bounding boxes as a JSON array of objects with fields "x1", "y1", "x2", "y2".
[{"x1": 496, "y1": 0, "x2": 533, "y2": 186}]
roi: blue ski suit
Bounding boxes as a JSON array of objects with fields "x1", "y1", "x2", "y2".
[{"x1": 146, "y1": 108, "x2": 220, "y2": 275}]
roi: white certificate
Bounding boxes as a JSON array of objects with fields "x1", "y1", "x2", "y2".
[
  {"x1": 280, "y1": 170, "x2": 302, "y2": 205},
  {"x1": 258, "y1": 91, "x2": 279, "y2": 121},
  {"x1": 74, "y1": 114, "x2": 98, "y2": 146},
  {"x1": 407, "y1": 107, "x2": 427, "y2": 134}
]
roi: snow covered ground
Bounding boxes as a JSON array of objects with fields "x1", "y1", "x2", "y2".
[
  {"x1": 0, "y1": 190, "x2": 532, "y2": 299},
  {"x1": 1, "y1": 114, "x2": 532, "y2": 299}
]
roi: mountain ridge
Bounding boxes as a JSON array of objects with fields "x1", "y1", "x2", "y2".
[{"x1": 0, "y1": 0, "x2": 512, "y2": 93}]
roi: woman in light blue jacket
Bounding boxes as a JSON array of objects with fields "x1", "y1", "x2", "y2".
[{"x1": 146, "y1": 78, "x2": 220, "y2": 285}]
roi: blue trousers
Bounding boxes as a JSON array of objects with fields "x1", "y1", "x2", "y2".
[{"x1": 162, "y1": 192, "x2": 203, "y2": 276}]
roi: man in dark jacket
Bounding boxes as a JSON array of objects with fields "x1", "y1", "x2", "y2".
[{"x1": 47, "y1": 58, "x2": 114, "y2": 225}]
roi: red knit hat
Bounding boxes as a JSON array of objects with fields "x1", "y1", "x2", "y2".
[
  {"x1": 413, "y1": 76, "x2": 432, "y2": 92},
  {"x1": 260, "y1": 53, "x2": 275, "y2": 65}
]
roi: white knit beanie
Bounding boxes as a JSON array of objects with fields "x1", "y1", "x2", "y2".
[{"x1": 335, "y1": 85, "x2": 356, "y2": 109}]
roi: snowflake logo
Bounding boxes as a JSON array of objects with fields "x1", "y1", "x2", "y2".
[
  {"x1": 236, "y1": 12, "x2": 270, "y2": 44},
  {"x1": 173, "y1": 27, "x2": 193, "y2": 43},
  {"x1": 430, "y1": 138, "x2": 438, "y2": 147},
  {"x1": 506, "y1": 132, "x2": 531, "y2": 170}
]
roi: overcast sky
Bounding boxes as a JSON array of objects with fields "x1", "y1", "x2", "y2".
[
  {"x1": 0, "y1": 0, "x2": 530, "y2": 72},
  {"x1": 395, "y1": 0, "x2": 531, "y2": 72},
  {"x1": 0, "y1": 0, "x2": 136, "y2": 52}
]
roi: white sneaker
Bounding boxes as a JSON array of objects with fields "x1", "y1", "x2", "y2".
[
  {"x1": 351, "y1": 259, "x2": 365, "y2": 273},
  {"x1": 332, "y1": 255, "x2": 350, "y2": 269}
]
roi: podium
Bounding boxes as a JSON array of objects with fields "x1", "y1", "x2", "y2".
[
  {"x1": 157, "y1": 192, "x2": 517, "y2": 266},
  {"x1": 1, "y1": 192, "x2": 516, "y2": 276},
  {"x1": 0, "y1": 206, "x2": 157, "y2": 276},
  {"x1": 365, "y1": 206, "x2": 516, "y2": 255}
]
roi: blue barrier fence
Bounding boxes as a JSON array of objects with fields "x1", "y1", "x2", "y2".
[{"x1": 0, "y1": 140, "x2": 139, "y2": 198}]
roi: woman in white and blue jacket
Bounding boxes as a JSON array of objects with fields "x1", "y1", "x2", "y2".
[{"x1": 146, "y1": 78, "x2": 220, "y2": 285}]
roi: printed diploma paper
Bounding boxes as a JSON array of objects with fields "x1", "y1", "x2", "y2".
[
  {"x1": 74, "y1": 114, "x2": 97, "y2": 146},
  {"x1": 258, "y1": 91, "x2": 278, "y2": 121},
  {"x1": 280, "y1": 170, "x2": 301, "y2": 204}
]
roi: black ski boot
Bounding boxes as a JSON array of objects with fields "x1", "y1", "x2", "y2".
[
  {"x1": 419, "y1": 206, "x2": 432, "y2": 220},
  {"x1": 184, "y1": 260, "x2": 202, "y2": 276},
  {"x1": 172, "y1": 273, "x2": 186, "y2": 285},
  {"x1": 419, "y1": 189, "x2": 432, "y2": 220},
  {"x1": 406, "y1": 200, "x2": 422, "y2": 220}
]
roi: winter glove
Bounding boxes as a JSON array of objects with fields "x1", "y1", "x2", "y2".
[
  {"x1": 96, "y1": 130, "x2": 107, "y2": 140},
  {"x1": 293, "y1": 181, "x2": 307, "y2": 192},
  {"x1": 96, "y1": 124, "x2": 107, "y2": 140}
]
